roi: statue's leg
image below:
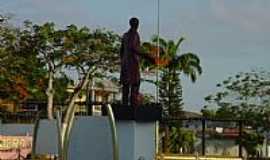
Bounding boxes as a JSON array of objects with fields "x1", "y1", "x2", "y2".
[
  {"x1": 131, "y1": 81, "x2": 140, "y2": 106},
  {"x1": 122, "y1": 83, "x2": 130, "y2": 105}
]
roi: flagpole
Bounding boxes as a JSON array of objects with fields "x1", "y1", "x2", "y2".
[
  {"x1": 156, "y1": 0, "x2": 160, "y2": 103},
  {"x1": 155, "y1": 0, "x2": 160, "y2": 155}
]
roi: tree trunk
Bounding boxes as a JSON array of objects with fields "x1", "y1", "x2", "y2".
[
  {"x1": 61, "y1": 69, "x2": 92, "y2": 160},
  {"x1": 164, "y1": 125, "x2": 170, "y2": 153},
  {"x1": 47, "y1": 71, "x2": 54, "y2": 120}
]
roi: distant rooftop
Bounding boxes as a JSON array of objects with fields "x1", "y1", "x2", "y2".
[{"x1": 175, "y1": 110, "x2": 202, "y2": 119}]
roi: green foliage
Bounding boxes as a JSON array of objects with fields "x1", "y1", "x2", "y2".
[
  {"x1": 0, "y1": 20, "x2": 48, "y2": 102},
  {"x1": 159, "y1": 69, "x2": 184, "y2": 118},
  {"x1": 169, "y1": 127, "x2": 196, "y2": 153},
  {"x1": 25, "y1": 21, "x2": 120, "y2": 87},
  {"x1": 144, "y1": 36, "x2": 202, "y2": 153},
  {"x1": 53, "y1": 75, "x2": 73, "y2": 103},
  {"x1": 0, "y1": 19, "x2": 120, "y2": 109},
  {"x1": 145, "y1": 36, "x2": 202, "y2": 118},
  {"x1": 201, "y1": 106, "x2": 216, "y2": 119},
  {"x1": 141, "y1": 36, "x2": 202, "y2": 82},
  {"x1": 62, "y1": 26, "x2": 120, "y2": 75},
  {"x1": 141, "y1": 37, "x2": 202, "y2": 112},
  {"x1": 203, "y1": 71, "x2": 270, "y2": 131},
  {"x1": 236, "y1": 131, "x2": 264, "y2": 157},
  {"x1": 141, "y1": 93, "x2": 155, "y2": 104},
  {"x1": 202, "y1": 70, "x2": 270, "y2": 156}
]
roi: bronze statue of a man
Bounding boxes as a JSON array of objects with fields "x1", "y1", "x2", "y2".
[{"x1": 120, "y1": 17, "x2": 141, "y2": 106}]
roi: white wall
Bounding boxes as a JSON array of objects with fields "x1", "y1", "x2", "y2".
[
  {"x1": 117, "y1": 121, "x2": 135, "y2": 160},
  {"x1": 134, "y1": 122, "x2": 156, "y2": 160},
  {"x1": 68, "y1": 116, "x2": 113, "y2": 160},
  {"x1": 116, "y1": 121, "x2": 156, "y2": 160},
  {"x1": 0, "y1": 123, "x2": 33, "y2": 135},
  {"x1": 35, "y1": 120, "x2": 59, "y2": 155}
]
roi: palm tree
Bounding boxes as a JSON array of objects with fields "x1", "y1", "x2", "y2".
[
  {"x1": 142, "y1": 36, "x2": 202, "y2": 110},
  {"x1": 154, "y1": 36, "x2": 201, "y2": 81},
  {"x1": 142, "y1": 36, "x2": 202, "y2": 153},
  {"x1": 142, "y1": 36, "x2": 202, "y2": 82}
]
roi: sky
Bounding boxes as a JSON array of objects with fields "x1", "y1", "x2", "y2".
[{"x1": 1, "y1": 0, "x2": 270, "y2": 112}]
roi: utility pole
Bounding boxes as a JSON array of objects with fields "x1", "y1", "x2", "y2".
[
  {"x1": 155, "y1": 0, "x2": 160, "y2": 103},
  {"x1": 155, "y1": 0, "x2": 161, "y2": 155},
  {"x1": 202, "y1": 118, "x2": 206, "y2": 156}
]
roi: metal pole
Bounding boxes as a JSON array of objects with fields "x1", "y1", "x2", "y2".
[
  {"x1": 155, "y1": 0, "x2": 160, "y2": 103},
  {"x1": 202, "y1": 118, "x2": 206, "y2": 156},
  {"x1": 56, "y1": 111, "x2": 63, "y2": 160},
  {"x1": 239, "y1": 120, "x2": 243, "y2": 158},
  {"x1": 106, "y1": 104, "x2": 119, "y2": 160},
  {"x1": 31, "y1": 112, "x2": 41, "y2": 160},
  {"x1": 155, "y1": 121, "x2": 159, "y2": 154},
  {"x1": 155, "y1": 0, "x2": 160, "y2": 156}
]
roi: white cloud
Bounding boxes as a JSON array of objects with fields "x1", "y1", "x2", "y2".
[{"x1": 210, "y1": 0, "x2": 270, "y2": 32}]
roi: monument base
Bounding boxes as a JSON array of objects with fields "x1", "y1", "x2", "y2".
[
  {"x1": 117, "y1": 120, "x2": 156, "y2": 160},
  {"x1": 69, "y1": 103, "x2": 162, "y2": 160}
]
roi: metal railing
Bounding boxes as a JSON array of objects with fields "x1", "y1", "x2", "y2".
[
  {"x1": 160, "y1": 118, "x2": 244, "y2": 157},
  {"x1": 156, "y1": 154, "x2": 243, "y2": 160}
]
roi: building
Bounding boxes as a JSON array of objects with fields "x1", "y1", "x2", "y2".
[
  {"x1": 0, "y1": 99, "x2": 16, "y2": 112},
  {"x1": 67, "y1": 78, "x2": 120, "y2": 115}
]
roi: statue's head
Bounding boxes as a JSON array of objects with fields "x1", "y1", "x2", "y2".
[{"x1": 129, "y1": 17, "x2": 139, "y2": 30}]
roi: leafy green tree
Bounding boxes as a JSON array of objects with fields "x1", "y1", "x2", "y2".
[
  {"x1": 203, "y1": 71, "x2": 270, "y2": 130},
  {"x1": 159, "y1": 68, "x2": 183, "y2": 118},
  {"x1": 60, "y1": 25, "x2": 120, "y2": 121},
  {"x1": 0, "y1": 19, "x2": 73, "y2": 108},
  {"x1": 142, "y1": 36, "x2": 202, "y2": 153},
  {"x1": 28, "y1": 22, "x2": 70, "y2": 119},
  {"x1": 236, "y1": 131, "x2": 264, "y2": 158},
  {"x1": 142, "y1": 36, "x2": 202, "y2": 81},
  {"x1": 0, "y1": 20, "x2": 49, "y2": 103},
  {"x1": 169, "y1": 127, "x2": 196, "y2": 153},
  {"x1": 23, "y1": 22, "x2": 120, "y2": 119},
  {"x1": 141, "y1": 93, "x2": 155, "y2": 104},
  {"x1": 58, "y1": 26, "x2": 120, "y2": 158},
  {"x1": 142, "y1": 36, "x2": 202, "y2": 115},
  {"x1": 202, "y1": 70, "x2": 270, "y2": 156},
  {"x1": 1, "y1": 18, "x2": 120, "y2": 117},
  {"x1": 10, "y1": 21, "x2": 71, "y2": 119}
]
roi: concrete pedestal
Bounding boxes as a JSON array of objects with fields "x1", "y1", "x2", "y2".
[
  {"x1": 68, "y1": 104, "x2": 162, "y2": 160},
  {"x1": 117, "y1": 121, "x2": 156, "y2": 160},
  {"x1": 67, "y1": 117, "x2": 156, "y2": 160},
  {"x1": 68, "y1": 116, "x2": 113, "y2": 160}
]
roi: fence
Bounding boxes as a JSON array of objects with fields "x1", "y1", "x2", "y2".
[
  {"x1": 0, "y1": 101, "x2": 108, "y2": 123},
  {"x1": 160, "y1": 118, "x2": 244, "y2": 157},
  {"x1": 156, "y1": 154, "x2": 243, "y2": 160},
  {"x1": 2, "y1": 102, "x2": 268, "y2": 159},
  {"x1": 0, "y1": 102, "x2": 69, "y2": 123}
]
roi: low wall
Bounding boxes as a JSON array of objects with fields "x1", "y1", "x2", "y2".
[
  {"x1": 0, "y1": 123, "x2": 33, "y2": 136},
  {"x1": 156, "y1": 154, "x2": 242, "y2": 160},
  {"x1": 68, "y1": 116, "x2": 156, "y2": 160}
]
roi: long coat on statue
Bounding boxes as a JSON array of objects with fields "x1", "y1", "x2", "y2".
[{"x1": 120, "y1": 30, "x2": 141, "y2": 85}]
